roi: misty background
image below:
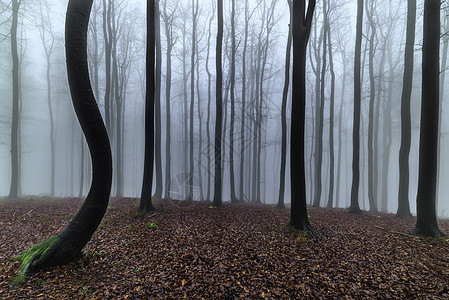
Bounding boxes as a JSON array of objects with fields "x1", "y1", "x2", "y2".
[{"x1": 1, "y1": 0, "x2": 449, "y2": 216}]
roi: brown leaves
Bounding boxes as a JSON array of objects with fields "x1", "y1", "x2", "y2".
[{"x1": 1, "y1": 198, "x2": 449, "y2": 298}]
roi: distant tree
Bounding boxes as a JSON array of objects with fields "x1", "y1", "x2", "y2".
[
  {"x1": 325, "y1": 0, "x2": 335, "y2": 209},
  {"x1": 14, "y1": 0, "x2": 112, "y2": 279},
  {"x1": 413, "y1": 0, "x2": 444, "y2": 237},
  {"x1": 153, "y1": 0, "x2": 163, "y2": 200},
  {"x1": 35, "y1": 0, "x2": 56, "y2": 196},
  {"x1": 289, "y1": 0, "x2": 316, "y2": 231},
  {"x1": 349, "y1": 0, "x2": 363, "y2": 214},
  {"x1": 229, "y1": 0, "x2": 238, "y2": 203},
  {"x1": 212, "y1": 0, "x2": 223, "y2": 207},
  {"x1": 205, "y1": 0, "x2": 215, "y2": 201},
  {"x1": 278, "y1": 0, "x2": 292, "y2": 209},
  {"x1": 188, "y1": 0, "x2": 199, "y2": 201},
  {"x1": 8, "y1": 0, "x2": 20, "y2": 199},
  {"x1": 365, "y1": 0, "x2": 378, "y2": 213},
  {"x1": 397, "y1": 0, "x2": 415, "y2": 218},
  {"x1": 312, "y1": 0, "x2": 327, "y2": 208},
  {"x1": 161, "y1": 0, "x2": 178, "y2": 200},
  {"x1": 140, "y1": 0, "x2": 156, "y2": 214}
]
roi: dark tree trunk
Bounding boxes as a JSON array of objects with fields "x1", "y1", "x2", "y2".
[
  {"x1": 290, "y1": 0, "x2": 315, "y2": 231},
  {"x1": 9, "y1": 0, "x2": 20, "y2": 199},
  {"x1": 397, "y1": 0, "x2": 415, "y2": 218},
  {"x1": 349, "y1": 0, "x2": 363, "y2": 214},
  {"x1": 14, "y1": 0, "x2": 112, "y2": 278},
  {"x1": 413, "y1": 0, "x2": 444, "y2": 237},
  {"x1": 140, "y1": 0, "x2": 156, "y2": 213},
  {"x1": 278, "y1": 0, "x2": 292, "y2": 209},
  {"x1": 213, "y1": 0, "x2": 223, "y2": 207}
]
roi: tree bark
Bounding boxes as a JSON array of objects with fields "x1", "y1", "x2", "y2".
[
  {"x1": 397, "y1": 0, "x2": 415, "y2": 218},
  {"x1": 278, "y1": 0, "x2": 292, "y2": 209},
  {"x1": 140, "y1": 0, "x2": 156, "y2": 213},
  {"x1": 15, "y1": 0, "x2": 112, "y2": 277},
  {"x1": 213, "y1": 0, "x2": 223, "y2": 207},
  {"x1": 349, "y1": 0, "x2": 363, "y2": 214},
  {"x1": 413, "y1": 0, "x2": 444, "y2": 237},
  {"x1": 290, "y1": 0, "x2": 316, "y2": 231}
]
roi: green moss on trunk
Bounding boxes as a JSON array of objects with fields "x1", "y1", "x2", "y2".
[{"x1": 11, "y1": 236, "x2": 59, "y2": 284}]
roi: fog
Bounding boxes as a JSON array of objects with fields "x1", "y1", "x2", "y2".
[{"x1": 1, "y1": 0, "x2": 449, "y2": 217}]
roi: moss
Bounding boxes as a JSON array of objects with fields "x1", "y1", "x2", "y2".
[{"x1": 11, "y1": 235, "x2": 59, "y2": 284}]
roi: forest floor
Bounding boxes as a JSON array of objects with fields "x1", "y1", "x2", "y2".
[{"x1": 1, "y1": 197, "x2": 449, "y2": 299}]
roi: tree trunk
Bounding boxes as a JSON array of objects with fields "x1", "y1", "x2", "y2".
[
  {"x1": 162, "y1": 0, "x2": 174, "y2": 200},
  {"x1": 397, "y1": 0, "x2": 415, "y2": 218},
  {"x1": 278, "y1": 0, "x2": 292, "y2": 209},
  {"x1": 413, "y1": 0, "x2": 444, "y2": 237},
  {"x1": 140, "y1": 0, "x2": 156, "y2": 213},
  {"x1": 229, "y1": 0, "x2": 238, "y2": 203},
  {"x1": 290, "y1": 0, "x2": 316, "y2": 231},
  {"x1": 349, "y1": 0, "x2": 363, "y2": 214},
  {"x1": 154, "y1": 1, "x2": 163, "y2": 199},
  {"x1": 326, "y1": 7, "x2": 335, "y2": 209},
  {"x1": 9, "y1": 0, "x2": 20, "y2": 199},
  {"x1": 212, "y1": 0, "x2": 223, "y2": 207},
  {"x1": 15, "y1": 0, "x2": 112, "y2": 278},
  {"x1": 205, "y1": 3, "x2": 215, "y2": 201}
]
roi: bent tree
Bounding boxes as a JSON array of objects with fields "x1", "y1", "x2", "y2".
[
  {"x1": 289, "y1": 0, "x2": 316, "y2": 231},
  {"x1": 14, "y1": 0, "x2": 112, "y2": 281}
]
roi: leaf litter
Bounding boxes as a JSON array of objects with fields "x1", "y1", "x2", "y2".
[{"x1": 1, "y1": 197, "x2": 449, "y2": 299}]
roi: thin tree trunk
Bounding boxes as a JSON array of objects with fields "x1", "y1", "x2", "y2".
[
  {"x1": 278, "y1": 0, "x2": 292, "y2": 209},
  {"x1": 154, "y1": 0, "x2": 163, "y2": 199},
  {"x1": 213, "y1": 0, "x2": 223, "y2": 207},
  {"x1": 397, "y1": 0, "x2": 415, "y2": 218}
]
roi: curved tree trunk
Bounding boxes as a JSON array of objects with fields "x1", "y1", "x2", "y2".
[{"x1": 14, "y1": 0, "x2": 112, "y2": 279}]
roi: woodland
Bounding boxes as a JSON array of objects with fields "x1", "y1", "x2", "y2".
[{"x1": 1, "y1": 0, "x2": 449, "y2": 298}]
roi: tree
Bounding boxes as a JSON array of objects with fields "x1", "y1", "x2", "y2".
[
  {"x1": 153, "y1": 0, "x2": 163, "y2": 200},
  {"x1": 365, "y1": 0, "x2": 378, "y2": 213},
  {"x1": 161, "y1": 0, "x2": 178, "y2": 200},
  {"x1": 413, "y1": 0, "x2": 444, "y2": 237},
  {"x1": 397, "y1": 0, "x2": 415, "y2": 218},
  {"x1": 14, "y1": 0, "x2": 112, "y2": 280},
  {"x1": 229, "y1": 0, "x2": 238, "y2": 203},
  {"x1": 35, "y1": 0, "x2": 56, "y2": 196},
  {"x1": 278, "y1": 0, "x2": 292, "y2": 209},
  {"x1": 325, "y1": 0, "x2": 336, "y2": 209},
  {"x1": 205, "y1": 0, "x2": 215, "y2": 201},
  {"x1": 212, "y1": 0, "x2": 223, "y2": 207},
  {"x1": 8, "y1": 0, "x2": 20, "y2": 199},
  {"x1": 140, "y1": 0, "x2": 156, "y2": 213},
  {"x1": 349, "y1": 0, "x2": 363, "y2": 214},
  {"x1": 289, "y1": 0, "x2": 316, "y2": 231},
  {"x1": 188, "y1": 0, "x2": 199, "y2": 201}
]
